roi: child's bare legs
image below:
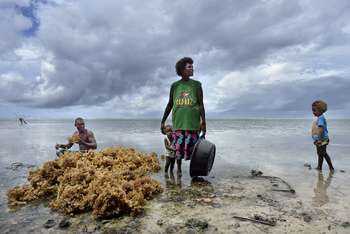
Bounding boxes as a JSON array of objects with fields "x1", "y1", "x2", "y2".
[
  {"x1": 164, "y1": 157, "x2": 170, "y2": 173},
  {"x1": 316, "y1": 145, "x2": 334, "y2": 171},
  {"x1": 169, "y1": 158, "x2": 175, "y2": 172},
  {"x1": 165, "y1": 157, "x2": 175, "y2": 173},
  {"x1": 316, "y1": 153, "x2": 323, "y2": 171},
  {"x1": 176, "y1": 159, "x2": 182, "y2": 177}
]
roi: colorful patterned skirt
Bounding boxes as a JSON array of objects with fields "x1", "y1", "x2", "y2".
[{"x1": 172, "y1": 130, "x2": 199, "y2": 160}]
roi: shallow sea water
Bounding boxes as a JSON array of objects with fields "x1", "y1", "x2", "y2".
[{"x1": 0, "y1": 119, "x2": 349, "y2": 233}]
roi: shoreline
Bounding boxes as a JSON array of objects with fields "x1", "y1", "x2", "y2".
[{"x1": 1, "y1": 156, "x2": 350, "y2": 233}]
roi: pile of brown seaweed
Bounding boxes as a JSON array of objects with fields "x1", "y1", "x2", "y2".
[{"x1": 7, "y1": 147, "x2": 162, "y2": 218}]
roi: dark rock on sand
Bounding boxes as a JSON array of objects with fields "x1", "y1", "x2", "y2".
[
  {"x1": 185, "y1": 218, "x2": 209, "y2": 230},
  {"x1": 211, "y1": 203, "x2": 222, "y2": 208},
  {"x1": 165, "y1": 224, "x2": 181, "y2": 233},
  {"x1": 58, "y1": 217, "x2": 70, "y2": 228},
  {"x1": 43, "y1": 219, "x2": 56, "y2": 228},
  {"x1": 253, "y1": 214, "x2": 277, "y2": 226},
  {"x1": 340, "y1": 170, "x2": 346, "y2": 173},
  {"x1": 82, "y1": 223, "x2": 99, "y2": 233},
  {"x1": 341, "y1": 221, "x2": 350, "y2": 228},
  {"x1": 301, "y1": 213, "x2": 312, "y2": 223},
  {"x1": 251, "y1": 170, "x2": 263, "y2": 177},
  {"x1": 186, "y1": 202, "x2": 196, "y2": 208},
  {"x1": 156, "y1": 219, "x2": 164, "y2": 226}
]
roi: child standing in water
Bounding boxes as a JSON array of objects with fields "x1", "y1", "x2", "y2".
[
  {"x1": 311, "y1": 100, "x2": 334, "y2": 171},
  {"x1": 164, "y1": 125, "x2": 176, "y2": 174}
]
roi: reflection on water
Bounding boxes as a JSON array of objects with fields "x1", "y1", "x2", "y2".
[
  {"x1": 312, "y1": 171, "x2": 334, "y2": 206},
  {"x1": 164, "y1": 172, "x2": 182, "y2": 188},
  {"x1": 163, "y1": 171, "x2": 214, "y2": 192}
]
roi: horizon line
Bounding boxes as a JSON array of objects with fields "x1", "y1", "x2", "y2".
[{"x1": 1, "y1": 117, "x2": 350, "y2": 121}]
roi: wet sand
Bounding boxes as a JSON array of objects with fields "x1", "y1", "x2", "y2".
[{"x1": 2, "y1": 156, "x2": 350, "y2": 234}]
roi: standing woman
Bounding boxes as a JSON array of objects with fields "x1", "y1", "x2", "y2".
[{"x1": 160, "y1": 57, "x2": 206, "y2": 176}]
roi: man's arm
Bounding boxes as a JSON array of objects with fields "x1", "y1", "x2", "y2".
[
  {"x1": 55, "y1": 142, "x2": 73, "y2": 150},
  {"x1": 80, "y1": 131, "x2": 97, "y2": 149},
  {"x1": 55, "y1": 131, "x2": 80, "y2": 150},
  {"x1": 160, "y1": 85, "x2": 174, "y2": 133},
  {"x1": 197, "y1": 83, "x2": 206, "y2": 137}
]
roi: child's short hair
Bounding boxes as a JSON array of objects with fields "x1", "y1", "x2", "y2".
[
  {"x1": 312, "y1": 100, "x2": 328, "y2": 113},
  {"x1": 164, "y1": 124, "x2": 173, "y2": 132}
]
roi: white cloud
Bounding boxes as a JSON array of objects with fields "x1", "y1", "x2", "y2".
[
  {"x1": 14, "y1": 43, "x2": 43, "y2": 60},
  {"x1": 0, "y1": 72, "x2": 24, "y2": 83}
]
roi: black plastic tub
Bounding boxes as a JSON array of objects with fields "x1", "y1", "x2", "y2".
[{"x1": 189, "y1": 138, "x2": 216, "y2": 177}]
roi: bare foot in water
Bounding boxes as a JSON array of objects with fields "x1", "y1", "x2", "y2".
[{"x1": 177, "y1": 169, "x2": 182, "y2": 177}]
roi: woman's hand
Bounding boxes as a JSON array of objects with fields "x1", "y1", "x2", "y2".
[
  {"x1": 160, "y1": 122, "x2": 166, "y2": 134},
  {"x1": 200, "y1": 121, "x2": 206, "y2": 138}
]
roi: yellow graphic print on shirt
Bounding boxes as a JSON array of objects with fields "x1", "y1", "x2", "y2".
[{"x1": 175, "y1": 91, "x2": 193, "y2": 107}]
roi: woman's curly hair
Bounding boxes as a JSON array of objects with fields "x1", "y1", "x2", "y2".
[
  {"x1": 312, "y1": 100, "x2": 328, "y2": 113},
  {"x1": 175, "y1": 57, "x2": 193, "y2": 76}
]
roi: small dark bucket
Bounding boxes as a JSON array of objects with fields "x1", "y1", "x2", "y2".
[{"x1": 189, "y1": 138, "x2": 216, "y2": 177}]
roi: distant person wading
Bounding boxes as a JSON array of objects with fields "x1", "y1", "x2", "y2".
[
  {"x1": 160, "y1": 57, "x2": 206, "y2": 176},
  {"x1": 18, "y1": 117, "x2": 28, "y2": 125}
]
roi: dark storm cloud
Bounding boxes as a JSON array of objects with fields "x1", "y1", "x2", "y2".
[
  {"x1": 164, "y1": 1, "x2": 304, "y2": 71},
  {"x1": 217, "y1": 76, "x2": 350, "y2": 117},
  {"x1": 0, "y1": 0, "x2": 350, "y2": 117}
]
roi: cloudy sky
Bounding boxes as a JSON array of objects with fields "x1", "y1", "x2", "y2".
[{"x1": 0, "y1": 0, "x2": 349, "y2": 119}]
